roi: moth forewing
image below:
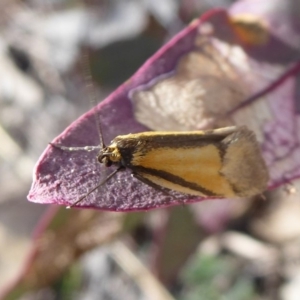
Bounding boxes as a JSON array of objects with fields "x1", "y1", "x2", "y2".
[{"x1": 105, "y1": 126, "x2": 269, "y2": 199}]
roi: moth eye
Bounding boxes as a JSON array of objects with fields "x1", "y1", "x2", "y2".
[
  {"x1": 99, "y1": 156, "x2": 112, "y2": 167},
  {"x1": 105, "y1": 160, "x2": 112, "y2": 167}
]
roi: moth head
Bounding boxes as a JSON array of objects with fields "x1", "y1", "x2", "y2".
[{"x1": 97, "y1": 143, "x2": 121, "y2": 167}]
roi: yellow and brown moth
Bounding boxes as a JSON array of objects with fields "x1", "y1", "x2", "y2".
[{"x1": 53, "y1": 125, "x2": 269, "y2": 207}]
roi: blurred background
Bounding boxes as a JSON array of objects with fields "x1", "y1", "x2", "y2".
[{"x1": 1, "y1": 0, "x2": 300, "y2": 299}]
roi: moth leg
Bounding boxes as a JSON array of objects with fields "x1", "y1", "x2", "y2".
[{"x1": 50, "y1": 143, "x2": 101, "y2": 152}]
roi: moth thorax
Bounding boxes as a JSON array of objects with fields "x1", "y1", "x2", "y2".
[{"x1": 98, "y1": 145, "x2": 121, "y2": 167}]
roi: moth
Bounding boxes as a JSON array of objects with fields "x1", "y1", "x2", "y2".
[{"x1": 52, "y1": 125, "x2": 269, "y2": 208}]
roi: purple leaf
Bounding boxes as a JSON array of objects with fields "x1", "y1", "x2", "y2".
[{"x1": 28, "y1": 4, "x2": 300, "y2": 211}]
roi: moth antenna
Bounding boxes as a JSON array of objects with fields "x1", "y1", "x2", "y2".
[
  {"x1": 82, "y1": 50, "x2": 105, "y2": 148},
  {"x1": 67, "y1": 167, "x2": 122, "y2": 208}
]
